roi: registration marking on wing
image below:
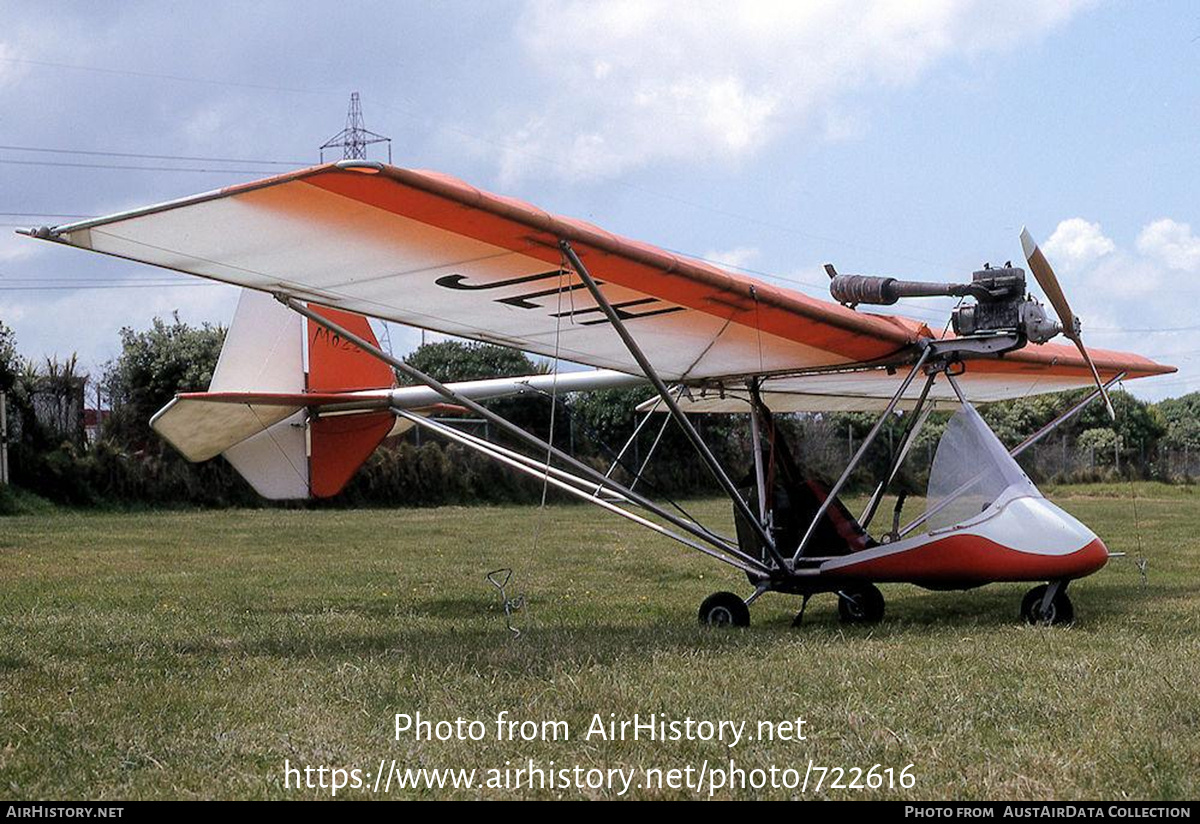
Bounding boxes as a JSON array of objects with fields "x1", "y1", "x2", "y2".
[{"x1": 435, "y1": 269, "x2": 686, "y2": 326}]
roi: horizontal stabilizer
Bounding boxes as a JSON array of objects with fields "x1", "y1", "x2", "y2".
[
  {"x1": 151, "y1": 397, "x2": 301, "y2": 462},
  {"x1": 151, "y1": 288, "x2": 406, "y2": 499},
  {"x1": 153, "y1": 288, "x2": 310, "y2": 461}
]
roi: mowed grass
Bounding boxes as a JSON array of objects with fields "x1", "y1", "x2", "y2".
[{"x1": 0, "y1": 485, "x2": 1197, "y2": 800}]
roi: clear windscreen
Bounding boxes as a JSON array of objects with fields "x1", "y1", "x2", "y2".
[{"x1": 924, "y1": 402, "x2": 1040, "y2": 532}]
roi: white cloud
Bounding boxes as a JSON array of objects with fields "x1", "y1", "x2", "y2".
[
  {"x1": 2, "y1": 281, "x2": 240, "y2": 383},
  {"x1": 498, "y1": 0, "x2": 1090, "y2": 183},
  {"x1": 702, "y1": 246, "x2": 760, "y2": 271},
  {"x1": 1036, "y1": 216, "x2": 1198, "y2": 400},
  {"x1": 1043, "y1": 218, "x2": 1115, "y2": 269},
  {"x1": 1136, "y1": 219, "x2": 1200, "y2": 272},
  {"x1": 181, "y1": 104, "x2": 232, "y2": 146},
  {"x1": 0, "y1": 234, "x2": 34, "y2": 265}
]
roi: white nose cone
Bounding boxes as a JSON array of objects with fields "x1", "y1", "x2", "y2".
[{"x1": 974, "y1": 495, "x2": 1097, "y2": 556}]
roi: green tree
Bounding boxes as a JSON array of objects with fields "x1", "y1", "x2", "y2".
[
  {"x1": 566, "y1": 385, "x2": 655, "y2": 450},
  {"x1": 401, "y1": 340, "x2": 553, "y2": 439},
  {"x1": 1077, "y1": 427, "x2": 1122, "y2": 465},
  {"x1": 1074, "y1": 389, "x2": 1164, "y2": 451},
  {"x1": 103, "y1": 314, "x2": 226, "y2": 449},
  {"x1": 403, "y1": 340, "x2": 544, "y2": 384},
  {"x1": 980, "y1": 393, "x2": 1066, "y2": 448},
  {"x1": 1155, "y1": 392, "x2": 1200, "y2": 450}
]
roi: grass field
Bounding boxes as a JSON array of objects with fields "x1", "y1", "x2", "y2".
[{"x1": 1, "y1": 485, "x2": 1197, "y2": 800}]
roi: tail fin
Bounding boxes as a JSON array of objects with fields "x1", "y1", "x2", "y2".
[
  {"x1": 310, "y1": 411, "x2": 395, "y2": 497},
  {"x1": 151, "y1": 290, "x2": 396, "y2": 500},
  {"x1": 304, "y1": 304, "x2": 396, "y2": 497},
  {"x1": 306, "y1": 304, "x2": 395, "y2": 393}
]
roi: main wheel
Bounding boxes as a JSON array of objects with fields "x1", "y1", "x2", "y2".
[
  {"x1": 698, "y1": 591, "x2": 750, "y2": 627},
  {"x1": 1021, "y1": 584, "x2": 1074, "y2": 625},
  {"x1": 836, "y1": 584, "x2": 885, "y2": 624}
]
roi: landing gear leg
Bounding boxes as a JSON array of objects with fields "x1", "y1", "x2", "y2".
[
  {"x1": 1041, "y1": 580, "x2": 1064, "y2": 615},
  {"x1": 791, "y1": 594, "x2": 813, "y2": 628}
]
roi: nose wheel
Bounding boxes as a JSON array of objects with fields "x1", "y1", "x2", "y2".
[
  {"x1": 698, "y1": 591, "x2": 750, "y2": 627},
  {"x1": 836, "y1": 584, "x2": 886, "y2": 624},
  {"x1": 1021, "y1": 583, "x2": 1074, "y2": 625}
]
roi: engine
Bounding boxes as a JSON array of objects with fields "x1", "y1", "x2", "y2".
[{"x1": 827, "y1": 264, "x2": 1062, "y2": 345}]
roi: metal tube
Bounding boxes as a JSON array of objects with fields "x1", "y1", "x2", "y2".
[
  {"x1": 630, "y1": 407, "x2": 674, "y2": 492},
  {"x1": 580, "y1": 385, "x2": 735, "y2": 547},
  {"x1": 398, "y1": 410, "x2": 766, "y2": 576},
  {"x1": 280, "y1": 295, "x2": 768, "y2": 573},
  {"x1": 402, "y1": 411, "x2": 621, "y2": 499},
  {"x1": 792, "y1": 345, "x2": 931, "y2": 561},
  {"x1": 749, "y1": 388, "x2": 768, "y2": 525},
  {"x1": 945, "y1": 370, "x2": 969, "y2": 404},
  {"x1": 0, "y1": 390, "x2": 7, "y2": 485},
  {"x1": 476, "y1": 375, "x2": 735, "y2": 547},
  {"x1": 596, "y1": 389, "x2": 672, "y2": 494},
  {"x1": 860, "y1": 371, "x2": 937, "y2": 530},
  {"x1": 559, "y1": 240, "x2": 784, "y2": 568},
  {"x1": 1010, "y1": 372, "x2": 1125, "y2": 458},
  {"x1": 407, "y1": 411, "x2": 630, "y2": 502},
  {"x1": 888, "y1": 407, "x2": 932, "y2": 487}
]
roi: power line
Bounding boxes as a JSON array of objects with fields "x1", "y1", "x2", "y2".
[
  {"x1": 0, "y1": 282, "x2": 220, "y2": 291},
  {"x1": 0, "y1": 212, "x2": 95, "y2": 219},
  {"x1": 1146, "y1": 348, "x2": 1200, "y2": 360},
  {"x1": 0, "y1": 56, "x2": 329, "y2": 96},
  {"x1": 0, "y1": 144, "x2": 307, "y2": 166},
  {"x1": 1090, "y1": 324, "x2": 1200, "y2": 334},
  {"x1": 0, "y1": 158, "x2": 282, "y2": 175},
  {"x1": 0, "y1": 82, "x2": 1155, "y2": 333},
  {"x1": 660, "y1": 245, "x2": 954, "y2": 323},
  {"x1": 371, "y1": 96, "x2": 967, "y2": 273},
  {"x1": 6, "y1": 58, "x2": 969, "y2": 272},
  {"x1": 0, "y1": 56, "x2": 1091, "y2": 282},
  {"x1": 1133, "y1": 376, "x2": 1200, "y2": 391},
  {"x1": 319, "y1": 92, "x2": 391, "y2": 163}
]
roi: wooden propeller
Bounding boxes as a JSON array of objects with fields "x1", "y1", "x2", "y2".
[{"x1": 1020, "y1": 227, "x2": 1116, "y2": 420}]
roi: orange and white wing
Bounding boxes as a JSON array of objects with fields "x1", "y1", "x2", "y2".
[
  {"x1": 649, "y1": 345, "x2": 1168, "y2": 413},
  {"x1": 37, "y1": 161, "x2": 1173, "y2": 407}
]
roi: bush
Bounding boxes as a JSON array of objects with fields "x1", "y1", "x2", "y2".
[{"x1": 0, "y1": 484, "x2": 55, "y2": 517}]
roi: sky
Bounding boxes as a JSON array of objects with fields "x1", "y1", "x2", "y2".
[{"x1": 1, "y1": 0, "x2": 1197, "y2": 401}]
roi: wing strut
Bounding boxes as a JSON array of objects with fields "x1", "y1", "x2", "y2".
[
  {"x1": 395, "y1": 410, "x2": 766, "y2": 576},
  {"x1": 748, "y1": 381, "x2": 770, "y2": 527},
  {"x1": 792, "y1": 344, "x2": 933, "y2": 562},
  {"x1": 276, "y1": 294, "x2": 771, "y2": 577},
  {"x1": 559, "y1": 240, "x2": 787, "y2": 571},
  {"x1": 1009, "y1": 372, "x2": 1126, "y2": 458},
  {"x1": 858, "y1": 370, "x2": 938, "y2": 531}
]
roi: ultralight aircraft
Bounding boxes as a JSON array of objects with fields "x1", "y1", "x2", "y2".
[{"x1": 23, "y1": 160, "x2": 1175, "y2": 626}]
